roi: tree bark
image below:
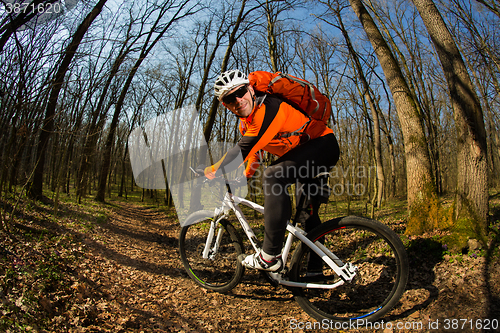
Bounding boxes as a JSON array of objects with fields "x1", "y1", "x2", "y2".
[
  {"x1": 203, "y1": 0, "x2": 258, "y2": 142},
  {"x1": 96, "y1": 0, "x2": 196, "y2": 202},
  {"x1": 28, "y1": 0, "x2": 108, "y2": 200},
  {"x1": 348, "y1": 0, "x2": 434, "y2": 213},
  {"x1": 265, "y1": 0, "x2": 279, "y2": 72},
  {"x1": 412, "y1": 0, "x2": 489, "y2": 236},
  {"x1": 334, "y1": 8, "x2": 385, "y2": 207},
  {"x1": 76, "y1": 35, "x2": 136, "y2": 199}
]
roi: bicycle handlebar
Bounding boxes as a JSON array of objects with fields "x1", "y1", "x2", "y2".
[{"x1": 190, "y1": 167, "x2": 247, "y2": 189}]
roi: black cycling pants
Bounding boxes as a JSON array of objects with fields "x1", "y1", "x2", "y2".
[{"x1": 261, "y1": 133, "x2": 340, "y2": 255}]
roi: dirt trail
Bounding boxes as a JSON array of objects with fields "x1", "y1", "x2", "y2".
[
  {"x1": 76, "y1": 202, "x2": 499, "y2": 333},
  {"x1": 79, "y1": 202, "x2": 305, "y2": 332}
]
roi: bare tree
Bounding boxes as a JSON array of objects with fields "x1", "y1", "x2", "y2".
[
  {"x1": 28, "y1": 0, "x2": 108, "y2": 200},
  {"x1": 348, "y1": 0, "x2": 436, "y2": 226},
  {"x1": 76, "y1": 17, "x2": 145, "y2": 200},
  {"x1": 321, "y1": 2, "x2": 385, "y2": 209},
  {"x1": 412, "y1": 0, "x2": 489, "y2": 239},
  {"x1": 261, "y1": 0, "x2": 300, "y2": 72},
  {"x1": 0, "y1": 0, "x2": 60, "y2": 52},
  {"x1": 202, "y1": 0, "x2": 263, "y2": 142},
  {"x1": 95, "y1": 0, "x2": 198, "y2": 202},
  {"x1": 474, "y1": 0, "x2": 500, "y2": 19},
  {"x1": 365, "y1": 0, "x2": 445, "y2": 196}
]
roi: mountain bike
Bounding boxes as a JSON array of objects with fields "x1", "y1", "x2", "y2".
[{"x1": 178, "y1": 171, "x2": 409, "y2": 323}]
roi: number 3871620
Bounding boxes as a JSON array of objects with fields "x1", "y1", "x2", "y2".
[
  {"x1": 443, "y1": 319, "x2": 498, "y2": 330},
  {"x1": 5, "y1": 2, "x2": 62, "y2": 15}
]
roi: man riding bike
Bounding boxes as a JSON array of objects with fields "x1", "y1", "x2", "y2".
[{"x1": 201, "y1": 69, "x2": 340, "y2": 272}]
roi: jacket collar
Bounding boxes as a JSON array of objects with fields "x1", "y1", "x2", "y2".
[{"x1": 239, "y1": 94, "x2": 266, "y2": 133}]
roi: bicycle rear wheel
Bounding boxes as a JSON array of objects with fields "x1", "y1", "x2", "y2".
[
  {"x1": 289, "y1": 216, "x2": 408, "y2": 323},
  {"x1": 179, "y1": 211, "x2": 244, "y2": 292}
]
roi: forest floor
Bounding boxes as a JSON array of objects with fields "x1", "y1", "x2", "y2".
[{"x1": 1, "y1": 192, "x2": 500, "y2": 332}]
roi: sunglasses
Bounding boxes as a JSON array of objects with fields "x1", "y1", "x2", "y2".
[{"x1": 222, "y1": 85, "x2": 249, "y2": 105}]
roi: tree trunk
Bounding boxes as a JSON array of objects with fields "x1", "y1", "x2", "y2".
[
  {"x1": 349, "y1": 0, "x2": 435, "y2": 219},
  {"x1": 412, "y1": 0, "x2": 489, "y2": 241},
  {"x1": 96, "y1": 0, "x2": 195, "y2": 202},
  {"x1": 335, "y1": 9, "x2": 385, "y2": 207},
  {"x1": 196, "y1": 0, "x2": 253, "y2": 211},
  {"x1": 76, "y1": 39, "x2": 133, "y2": 199},
  {"x1": 265, "y1": 0, "x2": 278, "y2": 72},
  {"x1": 203, "y1": 0, "x2": 250, "y2": 142},
  {"x1": 28, "y1": 0, "x2": 107, "y2": 200}
]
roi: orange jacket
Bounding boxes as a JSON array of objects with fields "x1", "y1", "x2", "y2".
[{"x1": 205, "y1": 93, "x2": 333, "y2": 179}]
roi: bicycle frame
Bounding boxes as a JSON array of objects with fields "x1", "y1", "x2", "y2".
[{"x1": 200, "y1": 191, "x2": 357, "y2": 289}]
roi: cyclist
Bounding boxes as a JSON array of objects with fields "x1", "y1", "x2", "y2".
[{"x1": 201, "y1": 69, "x2": 340, "y2": 272}]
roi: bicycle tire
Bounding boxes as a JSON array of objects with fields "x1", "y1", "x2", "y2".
[
  {"x1": 289, "y1": 215, "x2": 409, "y2": 323},
  {"x1": 179, "y1": 210, "x2": 245, "y2": 292}
]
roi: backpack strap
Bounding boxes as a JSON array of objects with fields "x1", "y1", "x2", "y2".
[
  {"x1": 266, "y1": 88, "x2": 311, "y2": 142},
  {"x1": 255, "y1": 94, "x2": 266, "y2": 107}
]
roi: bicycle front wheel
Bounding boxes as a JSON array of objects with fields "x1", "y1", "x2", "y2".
[
  {"x1": 289, "y1": 216, "x2": 409, "y2": 323},
  {"x1": 179, "y1": 211, "x2": 244, "y2": 293}
]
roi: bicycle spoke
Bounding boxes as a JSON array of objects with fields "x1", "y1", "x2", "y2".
[{"x1": 179, "y1": 212, "x2": 244, "y2": 292}]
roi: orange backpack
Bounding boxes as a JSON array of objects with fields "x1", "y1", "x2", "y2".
[{"x1": 248, "y1": 71, "x2": 334, "y2": 124}]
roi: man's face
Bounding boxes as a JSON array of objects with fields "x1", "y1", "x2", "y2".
[{"x1": 222, "y1": 85, "x2": 254, "y2": 118}]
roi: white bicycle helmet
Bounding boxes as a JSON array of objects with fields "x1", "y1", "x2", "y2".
[{"x1": 214, "y1": 69, "x2": 250, "y2": 100}]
